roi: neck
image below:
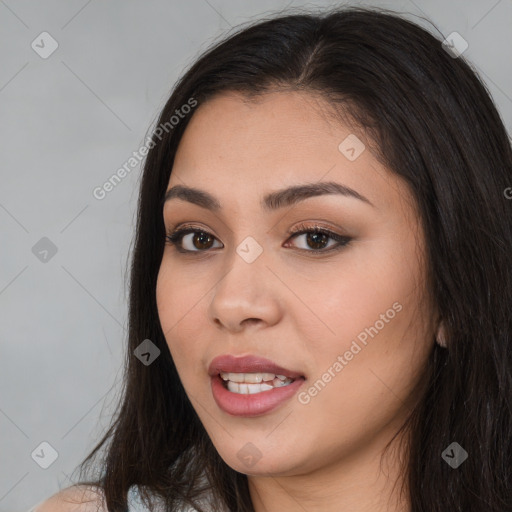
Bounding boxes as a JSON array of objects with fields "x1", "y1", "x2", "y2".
[{"x1": 247, "y1": 423, "x2": 412, "y2": 512}]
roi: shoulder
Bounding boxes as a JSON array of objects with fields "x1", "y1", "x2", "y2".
[{"x1": 32, "y1": 485, "x2": 106, "y2": 512}]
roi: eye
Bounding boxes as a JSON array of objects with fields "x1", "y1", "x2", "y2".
[
  {"x1": 165, "y1": 226, "x2": 223, "y2": 253},
  {"x1": 165, "y1": 223, "x2": 352, "y2": 255},
  {"x1": 284, "y1": 222, "x2": 352, "y2": 254}
]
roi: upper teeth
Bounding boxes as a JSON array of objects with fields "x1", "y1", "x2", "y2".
[{"x1": 220, "y1": 372, "x2": 290, "y2": 383}]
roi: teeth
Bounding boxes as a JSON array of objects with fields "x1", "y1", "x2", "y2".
[
  {"x1": 220, "y1": 372, "x2": 279, "y2": 383},
  {"x1": 218, "y1": 372, "x2": 298, "y2": 394},
  {"x1": 226, "y1": 379, "x2": 294, "y2": 394}
]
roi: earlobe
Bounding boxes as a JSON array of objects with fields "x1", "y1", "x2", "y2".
[{"x1": 436, "y1": 321, "x2": 447, "y2": 348}]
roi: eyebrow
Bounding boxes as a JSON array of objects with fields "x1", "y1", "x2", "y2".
[{"x1": 163, "y1": 181, "x2": 374, "y2": 212}]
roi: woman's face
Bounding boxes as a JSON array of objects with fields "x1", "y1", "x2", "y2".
[{"x1": 156, "y1": 90, "x2": 437, "y2": 479}]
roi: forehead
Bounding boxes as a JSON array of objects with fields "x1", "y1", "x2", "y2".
[
  {"x1": 174, "y1": 90, "x2": 344, "y2": 162},
  {"x1": 167, "y1": 90, "x2": 414, "y2": 217}
]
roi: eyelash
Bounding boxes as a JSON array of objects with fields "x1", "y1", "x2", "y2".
[{"x1": 165, "y1": 222, "x2": 352, "y2": 256}]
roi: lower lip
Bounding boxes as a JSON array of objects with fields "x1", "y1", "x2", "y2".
[{"x1": 210, "y1": 374, "x2": 305, "y2": 417}]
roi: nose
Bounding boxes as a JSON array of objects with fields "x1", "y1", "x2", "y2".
[{"x1": 207, "y1": 248, "x2": 283, "y2": 333}]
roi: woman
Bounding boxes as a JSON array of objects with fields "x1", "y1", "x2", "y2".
[{"x1": 35, "y1": 5, "x2": 512, "y2": 512}]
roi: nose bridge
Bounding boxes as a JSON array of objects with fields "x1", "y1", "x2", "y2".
[
  {"x1": 217, "y1": 236, "x2": 268, "y2": 304},
  {"x1": 208, "y1": 235, "x2": 282, "y2": 330}
]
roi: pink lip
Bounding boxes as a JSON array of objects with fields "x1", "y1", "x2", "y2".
[
  {"x1": 208, "y1": 354, "x2": 304, "y2": 379},
  {"x1": 210, "y1": 374, "x2": 305, "y2": 417},
  {"x1": 208, "y1": 354, "x2": 306, "y2": 417}
]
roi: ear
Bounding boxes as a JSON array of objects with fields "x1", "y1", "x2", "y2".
[{"x1": 436, "y1": 321, "x2": 447, "y2": 348}]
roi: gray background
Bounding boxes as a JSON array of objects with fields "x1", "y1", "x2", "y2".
[{"x1": 1, "y1": 0, "x2": 511, "y2": 510}]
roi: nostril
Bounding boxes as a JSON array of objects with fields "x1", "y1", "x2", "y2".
[{"x1": 242, "y1": 318, "x2": 261, "y2": 327}]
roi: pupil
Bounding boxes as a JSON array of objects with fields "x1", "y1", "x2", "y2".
[
  {"x1": 194, "y1": 232, "x2": 213, "y2": 250},
  {"x1": 307, "y1": 232, "x2": 328, "y2": 249}
]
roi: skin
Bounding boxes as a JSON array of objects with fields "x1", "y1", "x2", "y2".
[{"x1": 156, "y1": 90, "x2": 444, "y2": 512}]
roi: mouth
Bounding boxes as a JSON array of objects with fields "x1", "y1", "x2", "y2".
[
  {"x1": 208, "y1": 354, "x2": 306, "y2": 415},
  {"x1": 208, "y1": 353, "x2": 305, "y2": 382},
  {"x1": 210, "y1": 373, "x2": 306, "y2": 417},
  {"x1": 219, "y1": 371, "x2": 300, "y2": 394}
]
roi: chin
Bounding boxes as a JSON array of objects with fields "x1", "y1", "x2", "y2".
[{"x1": 216, "y1": 446, "x2": 303, "y2": 477}]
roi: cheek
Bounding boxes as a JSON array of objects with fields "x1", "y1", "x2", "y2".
[
  {"x1": 156, "y1": 260, "x2": 201, "y2": 335},
  {"x1": 296, "y1": 235, "x2": 428, "y2": 397},
  {"x1": 299, "y1": 242, "x2": 417, "y2": 353},
  {"x1": 156, "y1": 263, "x2": 206, "y2": 382}
]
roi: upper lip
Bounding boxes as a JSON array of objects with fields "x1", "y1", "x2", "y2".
[{"x1": 208, "y1": 354, "x2": 305, "y2": 380}]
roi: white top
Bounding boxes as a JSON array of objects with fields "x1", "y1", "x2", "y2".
[
  {"x1": 27, "y1": 485, "x2": 200, "y2": 512},
  {"x1": 127, "y1": 485, "x2": 210, "y2": 512},
  {"x1": 127, "y1": 485, "x2": 164, "y2": 511}
]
